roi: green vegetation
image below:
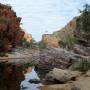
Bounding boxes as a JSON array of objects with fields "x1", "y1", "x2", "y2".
[
  {"x1": 76, "y1": 4, "x2": 90, "y2": 44},
  {"x1": 59, "y1": 32, "x2": 76, "y2": 50},
  {"x1": 21, "y1": 38, "x2": 38, "y2": 49},
  {"x1": 38, "y1": 41, "x2": 46, "y2": 49},
  {"x1": 73, "y1": 58, "x2": 90, "y2": 72},
  {"x1": 21, "y1": 38, "x2": 47, "y2": 49}
]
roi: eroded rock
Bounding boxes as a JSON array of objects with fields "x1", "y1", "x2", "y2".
[{"x1": 45, "y1": 68, "x2": 81, "y2": 83}]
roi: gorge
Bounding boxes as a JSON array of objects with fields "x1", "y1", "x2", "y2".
[{"x1": 0, "y1": 3, "x2": 90, "y2": 90}]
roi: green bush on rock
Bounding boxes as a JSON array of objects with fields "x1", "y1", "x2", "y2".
[
  {"x1": 72, "y1": 58, "x2": 90, "y2": 72},
  {"x1": 59, "y1": 32, "x2": 76, "y2": 50},
  {"x1": 21, "y1": 38, "x2": 38, "y2": 49}
]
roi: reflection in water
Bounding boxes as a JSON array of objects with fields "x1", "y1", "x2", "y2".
[{"x1": 21, "y1": 67, "x2": 42, "y2": 90}]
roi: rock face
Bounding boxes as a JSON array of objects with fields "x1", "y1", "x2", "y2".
[
  {"x1": 86, "y1": 70, "x2": 90, "y2": 77},
  {"x1": 24, "y1": 33, "x2": 32, "y2": 43},
  {"x1": 73, "y1": 44, "x2": 90, "y2": 56},
  {"x1": 0, "y1": 3, "x2": 25, "y2": 51},
  {"x1": 42, "y1": 34, "x2": 59, "y2": 48},
  {"x1": 37, "y1": 48, "x2": 86, "y2": 71},
  {"x1": 41, "y1": 17, "x2": 77, "y2": 48},
  {"x1": 40, "y1": 84, "x2": 73, "y2": 90},
  {"x1": 46, "y1": 68, "x2": 81, "y2": 83}
]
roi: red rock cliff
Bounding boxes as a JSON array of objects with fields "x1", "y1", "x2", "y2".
[{"x1": 0, "y1": 3, "x2": 25, "y2": 51}]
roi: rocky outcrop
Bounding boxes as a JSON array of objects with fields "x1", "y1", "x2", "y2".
[
  {"x1": 41, "y1": 17, "x2": 77, "y2": 48},
  {"x1": 73, "y1": 44, "x2": 90, "y2": 56},
  {"x1": 0, "y1": 3, "x2": 25, "y2": 51},
  {"x1": 42, "y1": 34, "x2": 59, "y2": 48},
  {"x1": 86, "y1": 70, "x2": 90, "y2": 77},
  {"x1": 24, "y1": 33, "x2": 32, "y2": 43},
  {"x1": 46, "y1": 68, "x2": 81, "y2": 83},
  {"x1": 40, "y1": 84, "x2": 73, "y2": 90},
  {"x1": 37, "y1": 48, "x2": 87, "y2": 71},
  {"x1": 36, "y1": 48, "x2": 89, "y2": 79},
  {"x1": 40, "y1": 83, "x2": 81, "y2": 90}
]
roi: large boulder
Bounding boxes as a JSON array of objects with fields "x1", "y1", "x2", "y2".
[
  {"x1": 40, "y1": 84, "x2": 72, "y2": 90},
  {"x1": 45, "y1": 68, "x2": 81, "y2": 83},
  {"x1": 86, "y1": 70, "x2": 90, "y2": 77},
  {"x1": 37, "y1": 48, "x2": 87, "y2": 71},
  {"x1": 73, "y1": 44, "x2": 90, "y2": 56}
]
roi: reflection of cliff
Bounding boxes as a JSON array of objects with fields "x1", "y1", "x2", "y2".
[{"x1": 0, "y1": 3, "x2": 25, "y2": 51}]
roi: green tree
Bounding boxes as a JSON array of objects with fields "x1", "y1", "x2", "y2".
[
  {"x1": 76, "y1": 4, "x2": 90, "y2": 44},
  {"x1": 82, "y1": 4, "x2": 90, "y2": 33}
]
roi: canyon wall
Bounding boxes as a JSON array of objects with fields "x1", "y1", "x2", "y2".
[
  {"x1": 42, "y1": 17, "x2": 77, "y2": 48},
  {"x1": 0, "y1": 3, "x2": 32, "y2": 51}
]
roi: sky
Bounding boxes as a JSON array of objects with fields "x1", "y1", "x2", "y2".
[{"x1": 0, "y1": 0, "x2": 90, "y2": 41}]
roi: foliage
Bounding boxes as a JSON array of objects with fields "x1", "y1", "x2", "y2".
[
  {"x1": 21, "y1": 38, "x2": 38, "y2": 49},
  {"x1": 38, "y1": 41, "x2": 46, "y2": 49},
  {"x1": 59, "y1": 32, "x2": 76, "y2": 50},
  {"x1": 73, "y1": 58, "x2": 90, "y2": 72},
  {"x1": 76, "y1": 4, "x2": 90, "y2": 43}
]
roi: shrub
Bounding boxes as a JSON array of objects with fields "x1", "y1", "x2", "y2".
[
  {"x1": 38, "y1": 42, "x2": 46, "y2": 49},
  {"x1": 59, "y1": 32, "x2": 76, "y2": 50},
  {"x1": 21, "y1": 38, "x2": 38, "y2": 49},
  {"x1": 73, "y1": 58, "x2": 90, "y2": 72},
  {"x1": 76, "y1": 4, "x2": 90, "y2": 45}
]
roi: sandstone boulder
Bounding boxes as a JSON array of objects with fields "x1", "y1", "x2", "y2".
[
  {"x1": 45, "y1": 68, "x2": 81, "y2": 83},
  {"x1": 86, "y1": 70, "x2": 90, "y2": 77},
  {"x1": 40, "y1": 84, "x2": 72, "y2": 90}
]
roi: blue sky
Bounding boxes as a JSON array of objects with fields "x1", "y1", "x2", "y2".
[{"x1": 0, "y1": 0, "x2": 90, "y2": 41}]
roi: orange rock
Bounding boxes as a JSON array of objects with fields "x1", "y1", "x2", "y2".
[
  {"x1": 42, "y1": 34, "x2": 60, "y2": 48},
  {"x1": 24, "y1": 33, "x2": 32, "y2": 42}
]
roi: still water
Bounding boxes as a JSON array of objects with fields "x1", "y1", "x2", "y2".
[{"x1": 21, "y1": 67, "x2": 43, "y2": 90}]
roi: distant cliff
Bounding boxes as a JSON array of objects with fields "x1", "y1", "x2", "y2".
[
  {"x1": 41, "y1": 17, "x2": 77, "y2": 48},
  {"x1": 42, "y1": 34, "x2": 59, "y2": 48},
  {"x1": 24, "y1": 33, "x2": 32, "y2": 43}
]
